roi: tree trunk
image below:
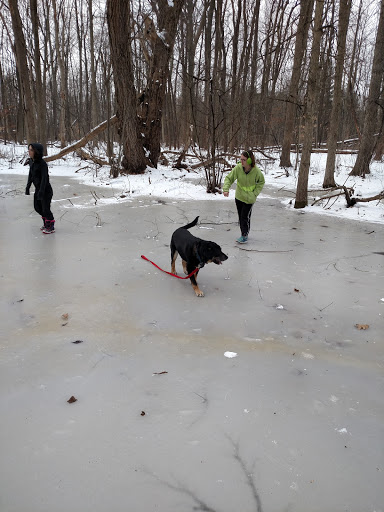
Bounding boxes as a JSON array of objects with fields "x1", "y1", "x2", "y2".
[
  {"x1": 106, "y1": 0, "x2": 147, "y2": 174},
  {"x1": 139, "y1": 0, "x2": 184, "y2": 167},
  {"x1": 8, "y1": 0, "x2": 37, "y2": 142},
  {"x1": 294, "y1": 0, "x2": 324, "y2": 209},
  {"x1": 350, "y1": 0, "x2": 384, "y2": 176},
  {"x1": 0, "y1": 59, "x2": 10, "y2": 143},
  {"x1": 89, "y1": 0, "x2": 98, "y2": 129},
  {"x1": 316, "y1": 0, "x2": 335, "y2": 147},
  {"x1": 374, "y1": 129, "x2": 384, "y2": 161},
  {"x1": 30, "y1": 0, "x2": 47, "y2": 152},
  {"x1": 323, "y1": 0, "x2": 351, "y2": 187},
  {"x1": 280, "y1": 0, "x2": 314, "y2": 167},
  {"x1": 247, "y1": 0, "x2": 261, "y2": 147},
  {"x1": 74, "y1": 0, "x2": 84, "y2": 137},
  {"x1": 52, "y1": 0, "x2": 67, "y2": 147}
]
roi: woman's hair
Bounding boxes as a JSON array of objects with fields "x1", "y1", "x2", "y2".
[{"x1": 241, "y1": 150, "x2": 255, "y2": 167}]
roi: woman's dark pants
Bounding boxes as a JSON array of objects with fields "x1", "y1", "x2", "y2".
[
  {"x1": 235, "y1": 198, "x2": 253, "y2": 237},
  {"x1": 33, "y1": 186, "x2": 54, "y2": 221}
]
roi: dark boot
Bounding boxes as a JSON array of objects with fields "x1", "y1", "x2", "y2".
[{"x1": 43, "y1": 219, "x2": 55, "y2": 234}]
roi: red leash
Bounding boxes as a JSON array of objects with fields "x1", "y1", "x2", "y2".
[{"x1": 141, "y1": 255, "x2": 199, "y2": 279}]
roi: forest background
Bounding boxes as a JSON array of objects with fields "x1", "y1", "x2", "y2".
[{"x1": 0, "y1": 0, "x2": 384, "y2": 209}]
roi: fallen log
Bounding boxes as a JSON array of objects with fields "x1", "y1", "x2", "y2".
[
  {"x1": 354, "y1": 190, "x2": 384, "y2": 203},
  {"x1": 75, "y1": 148, "x2": 109, "y2": 166},
  {"x1": 311, "y1": 187, "x2": 383, "y2": 207}
]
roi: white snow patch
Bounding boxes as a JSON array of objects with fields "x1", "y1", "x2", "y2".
[{"x1": 224, "y1": 351, "x2": 237, "y2": 358}]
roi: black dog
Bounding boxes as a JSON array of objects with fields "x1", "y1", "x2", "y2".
[{"x1": 170, "y1": 216, "x2": 228, "y2": 297}]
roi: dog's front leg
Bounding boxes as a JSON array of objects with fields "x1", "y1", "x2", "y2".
[
  {"x1": 182, "y1": 260, "x2": 188, "y2": 275},
  {"x1": 190, "y1": 270, "x2": 204, "y2": 297}
]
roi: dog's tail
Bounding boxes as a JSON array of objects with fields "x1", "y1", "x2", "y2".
[{"x1": 181, "y1": 216, "x2": 199, "y2": 230}]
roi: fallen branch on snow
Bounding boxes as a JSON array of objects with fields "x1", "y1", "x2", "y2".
[{"x1": 45, "y1": 115, "x2": 118, "y2": 162}]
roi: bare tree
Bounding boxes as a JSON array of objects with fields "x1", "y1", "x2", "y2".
[
  {"x1": 323, "y1": 0, "x2": 352, "y2": 187},
  {"x1": 8, "y1": 0, "x2": 37, "y2": 142},
  {"x1": 30, "y1": 0, "x2": 47, "y2": 151},
  {"x1": 350, "y1": 0, "x2": 384, "y2": 176},
  {"x1": 106, "y1": 0, "x2": 147, "y2": 173},
  {"x1": 294, "y1": 0, "x2": 324, "y2": 209},
  {"x1": 280, "y1": 0, "x2": 315, "y2": 167},
  {"x1": 88, "y1": 0, "x2": 98, "y2": 128},
  {"x1": 52, "y1": 0, "x2": 68, "y2": 147},
  {"x1": 138, "y1": 0, "x2": 184, "y2": 167}
]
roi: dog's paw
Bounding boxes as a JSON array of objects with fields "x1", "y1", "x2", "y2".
[{"x1": 195, "y1": 290, "x2": 204, "y2": 297}]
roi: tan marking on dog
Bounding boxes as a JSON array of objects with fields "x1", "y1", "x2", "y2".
[
  {"x1": 192, "y1": 283, "x2": 204, "y2": 297},
  {"x1": 182, "y1": 260, "x2": 188, "y2": 275},
  {"x1": 171, "y1": 251, "x2": 178, "y2": 274}
]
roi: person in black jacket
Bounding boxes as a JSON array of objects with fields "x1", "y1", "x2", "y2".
[{"x1": 25, "y1": 143, "x2": 55, "y2": 234}]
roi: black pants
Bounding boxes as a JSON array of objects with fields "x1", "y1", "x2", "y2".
[
  {"x1": 34, "y1": 185, "x2": 54, "y2": 221},
  {"x1": 235, "y1": 198, "x2": 253, "y2": 237}
]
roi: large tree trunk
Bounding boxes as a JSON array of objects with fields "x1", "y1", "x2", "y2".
[
  {"x1": 294, "y1": 0, "x2": 324, "y2": 209},
  {"x1": 8, "y1": 0, "x2": 37, "y2": 142},
  {"x1": 52, "y1": 0, "x2": 67, "y2": 147},
  {"x1": 107, "y1": 0, "x2": 147, "y2": 174},
  {"x1": 30, "y1": 0, "x2": 47, "y2": 152},
  {"x1": 139, "y1": 0, "x2": 184, "y2": 167},
  {"x1": 246, "y1": 0, "x2": 261, "y2": 147},
  {"x1": 89, "y1": 0, "x2": 98, "y2": 129},
  {"x1": 280, "y1": 0, "x2": 314, "y2": 168},
  {"x1": 323, "y1": 0, "x2": 351, "y2": 187},
  {"x1": 350, "y1": 0, "x2": 384, "y2": 176}
]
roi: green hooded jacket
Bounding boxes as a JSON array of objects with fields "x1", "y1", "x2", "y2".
[{"x1": 223, "y1": 162, "x2": 265, "y2": 204}]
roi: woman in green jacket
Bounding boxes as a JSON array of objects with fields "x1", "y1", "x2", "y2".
[{"x1": 223, "y1": 150, "x2": 265, "y2": 243}]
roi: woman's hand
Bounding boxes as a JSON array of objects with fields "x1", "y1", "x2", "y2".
[{"x1": 223, "y1": 191, "x2": 229, "y2": 197}]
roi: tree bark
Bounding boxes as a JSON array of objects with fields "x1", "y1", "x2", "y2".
[
  {"x1": 0, "y1": 59, "x2": 10, "y2": 143},
  {"x1": 294, "y1": 0, "x2": 324, "y2": 209},
  {"x1": 139, "y1": 0, "x2": 184, "y2": 167},
  {"x1": 89, "y1": 0, "x2": 98, "y2": 129},
  {"x1": 280, "y1": 0, "x2": 314, "y2": 168},
  {"x1": 52, "y1": 0, "x2": 67, "y2": 147},
  {"x1": 30, "y1": 0, "x2": 47, "y2": 152},
  {"x1": 8, "y1": 0, "x2": 37, "y2": 142},
  {"x1": 107, "y1": 0, "x2": 147, "y2": 173},
  {"x1": 323, "y1": 0, "x2": 351, "y2": 187},
  {"x1": 350, "y1": 0, "x2": 384, "y2": 176}
]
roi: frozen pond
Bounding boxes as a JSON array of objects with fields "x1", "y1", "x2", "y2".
[{"x1": 1, "y1": 174, "x2": 383, "y2": 512}]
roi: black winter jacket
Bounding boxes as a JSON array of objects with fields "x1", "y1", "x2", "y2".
[{"x1": 26, "y1": 143, "x2": 51, "y2": 200}]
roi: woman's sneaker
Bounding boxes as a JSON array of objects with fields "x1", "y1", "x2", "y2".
[{"x1": 236, "y1": 236, "x2": 248, "y2": 243}]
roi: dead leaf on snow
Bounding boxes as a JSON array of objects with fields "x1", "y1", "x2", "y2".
[
  {"x1": 61, "y1": 313, "x2": 69, "y2": 320},
  {"x1": 294, "y1": 288, "x2": 300, "y2": 292},
  {"x1": 153, "y1": 371, "x2": 168, "y2": 375},
  {"x1": 72, "y1": 340, "x2": 83, "y2": 344},
  {"x1": 67, "y1": 396, "x2": 77, "y2": 403},
  {"x1": 355, "y1": 324, "x2": 369, "y2": 330},
  {"x1": 141, "y1": 411, "x2": 146, "y2": 416}
]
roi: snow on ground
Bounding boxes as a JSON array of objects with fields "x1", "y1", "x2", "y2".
[{"x1": 1, "y1": 142, "x2": 383, "y2": 224}]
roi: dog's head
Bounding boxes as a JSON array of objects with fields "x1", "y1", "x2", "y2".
[{"x1": 199, "y1": 241, "x2": 228, "y2": 265}]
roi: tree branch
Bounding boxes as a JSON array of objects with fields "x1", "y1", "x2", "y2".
[{"x1": 45, "y1": 115, "x2": 118, "y2": 162}]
